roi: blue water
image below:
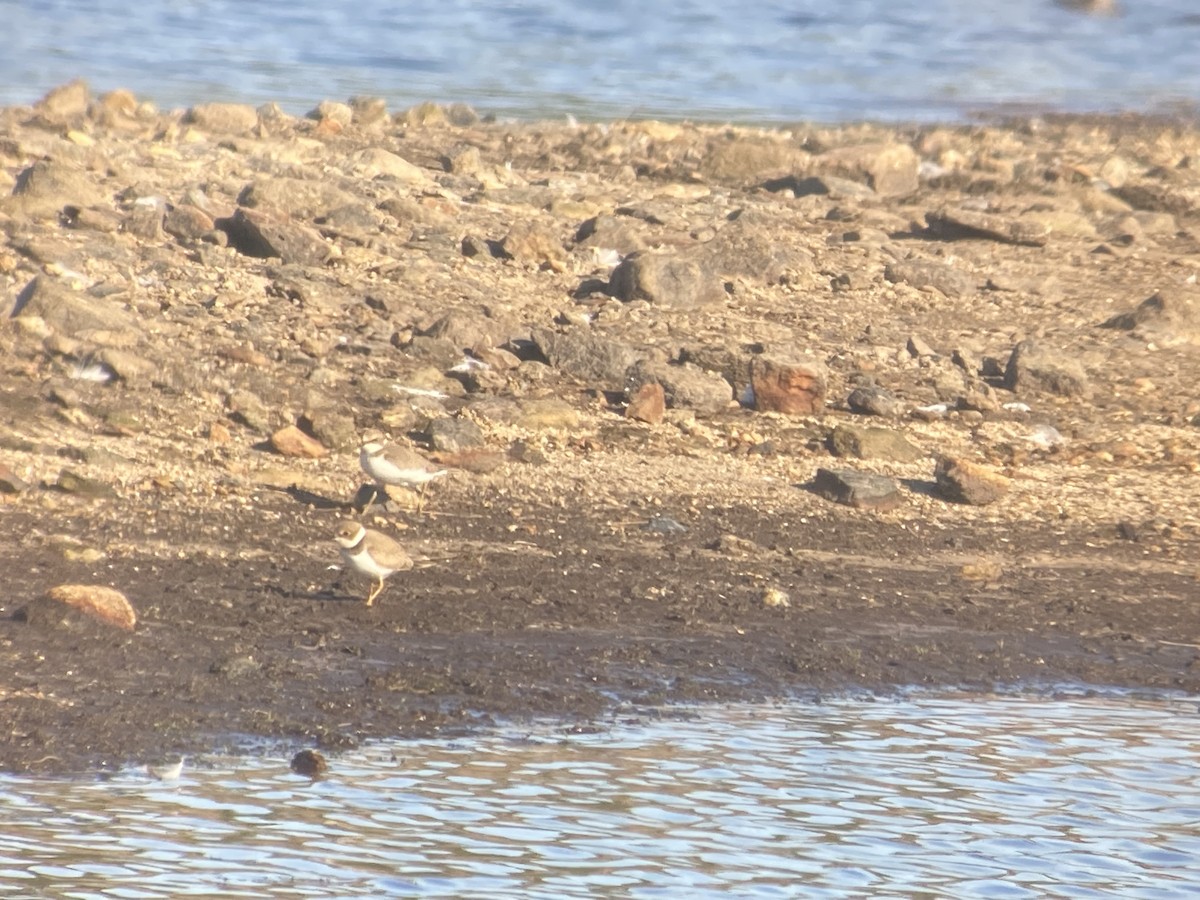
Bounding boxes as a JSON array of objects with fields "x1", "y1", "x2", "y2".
[
  {"x1": 0, "y1": 0, "x2": 1197, "y2": 122},
  {"x1": 2, "y1": 692, "x2": 1199, "y2": 897}
]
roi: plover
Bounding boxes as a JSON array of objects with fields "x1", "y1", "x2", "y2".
[
  {"x1": 359, "y1": 439, "x2": 448, "y2": 512},
  {"x1": 146, "y1": 755, "x2": 186, "y2": 781},
  {"x1": 333, "y1": 521, "x2": 414, "y2": 606}
]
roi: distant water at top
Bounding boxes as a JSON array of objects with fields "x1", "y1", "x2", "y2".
[{"x1": 1, "y1": 0, "x2": 1198, "y2": 123}]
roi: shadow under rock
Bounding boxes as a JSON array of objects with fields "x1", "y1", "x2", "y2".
[{"x1": 271, "y1": 484, "x2": 363, "y2": 512}]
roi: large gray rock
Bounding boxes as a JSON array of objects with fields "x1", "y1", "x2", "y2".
[
  {"x1": 702, "y1": 209, "x2": 811, "y2": 285},
  {"x1": 12, "y1": 277, "x2": 139, "y2": 339},
  {"x1": 35, "y1": 79, "x2": 91, "y2": 121},
  {"x1": 701, "y1": 137, "x2": 807, "y2": 184},
  {"x1": 811, "y1": 468, "x2": 903, "y2": 511},
  {"x1": 820, "y1": 142, "x2": 920, "y2": 197},
  {"x1": 185, "y1": 102, "x2": 260, "y2": 134},
  {"x1": 827, "y1": 425, "x2": 924, "y2": 462},
  {"x1": 427, "y1": 417, "x2": 485, "y2": 452},
  {"x1": 1101, "y1": 286, "x2": 1200, "y2": 347},
  {"x1": 884, "y1": 260, "x2": 975, "y2": 299},
  {"x1": 530, "y1": 327, "x2": 642, "y2": 391},
  {"x1": 625, "y1": 358, "x2": 733, "y2": 415},
  {"x1": 678, "y1": 343, "x2": 756, "y2": 398},
  {"x1": 609, "y1": 252, "x2": 725, "y2": 308},
  {"x1": 935, "y1": 456, "x2": 1011, "y2": 506},
  {"x1": 846, "y1": 385, "x2": 903, "y2": 417},
  {"x1": 422, "y1": 310, "x2": 511, "y2": 353},
  {"x1": 237, "y1": 177, "x2": 360, "y2": 221},
  {"x1": 1004, "y1": 340, "x2": 1090, "y2": 398},
  {"x1": 926, "y1": 207, "x2": 1050, "y2": 247},
  {"x1": 217, "y1": 208, "x2": 332, "y2": 265},
  {"x1": 3, "y1": 159, "x2": 106, "y2": 219}
]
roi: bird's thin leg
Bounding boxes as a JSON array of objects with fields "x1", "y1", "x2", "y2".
[
  {"x1": 364, "y1": 484, "x2": 380, "y2": 511},
  {"x1": 416, "y1": 482, "x2": 428, "y2": 514},
  {"x1": 366, "y1": 578, "x2": 382, "y2": 606}
]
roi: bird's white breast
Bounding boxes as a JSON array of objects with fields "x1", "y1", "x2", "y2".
[{"x1": 341, "y1": 544, "x2": 397, "y2": 579}]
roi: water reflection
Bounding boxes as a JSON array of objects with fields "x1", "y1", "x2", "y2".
[
  {"x1": 1, "y1": 691, "x2": 1198, "y2": 897},
  {"x1": 0, "y1": 0, "x2": 1198, "y2": 121}
]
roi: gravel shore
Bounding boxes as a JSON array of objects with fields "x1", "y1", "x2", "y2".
[{"x1": 2, "y1": 82, "x2": 1199, "y2": 774}]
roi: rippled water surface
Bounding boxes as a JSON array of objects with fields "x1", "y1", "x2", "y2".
[
  {"x1": 2, "y1": 692, "x2": 1199, "y2": 897},
  {"x1": 1, "y1": 0, "x2": 1198, "y2": 121}
]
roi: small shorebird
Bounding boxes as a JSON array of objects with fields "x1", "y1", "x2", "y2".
[
  {"x1": 333, "y1": 521, "x2": 414, "y2": 606},
  {"x1": 146, "y1": 755, "x2": 186, "y2": 781},
  {"x1": 359, "y1": 438, "x2": 447, "y2": 512}
]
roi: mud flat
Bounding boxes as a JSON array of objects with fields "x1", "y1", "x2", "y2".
[{"x1": 1, "y1": 81, "x2": 1198, "y2": 774}]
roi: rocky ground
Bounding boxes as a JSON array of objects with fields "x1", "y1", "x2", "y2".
[{"x1": 1, "y1": 81, "x2": 1199, "y2": 775}]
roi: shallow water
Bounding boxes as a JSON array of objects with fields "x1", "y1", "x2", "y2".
[
  {"x1": 2, "y1": 691, "x2": 1199, "y2": 897},
  {"x1": 1, "y1": 0, "x2": 1198, "y2": 122}
]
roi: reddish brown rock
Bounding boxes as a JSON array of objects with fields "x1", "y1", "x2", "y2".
[
  {"x1": 751, "y1": 355, "x2": 827, "y2": 415},
  {"x1": 626, "y1": 382, "x2": 666, "y2": 424},
  {"x1": 270, "y1": 425, "x2": 328, "y2": 458},
  {"x1": 42, "y1": 584, "x2": 137, "y2": 631}
]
